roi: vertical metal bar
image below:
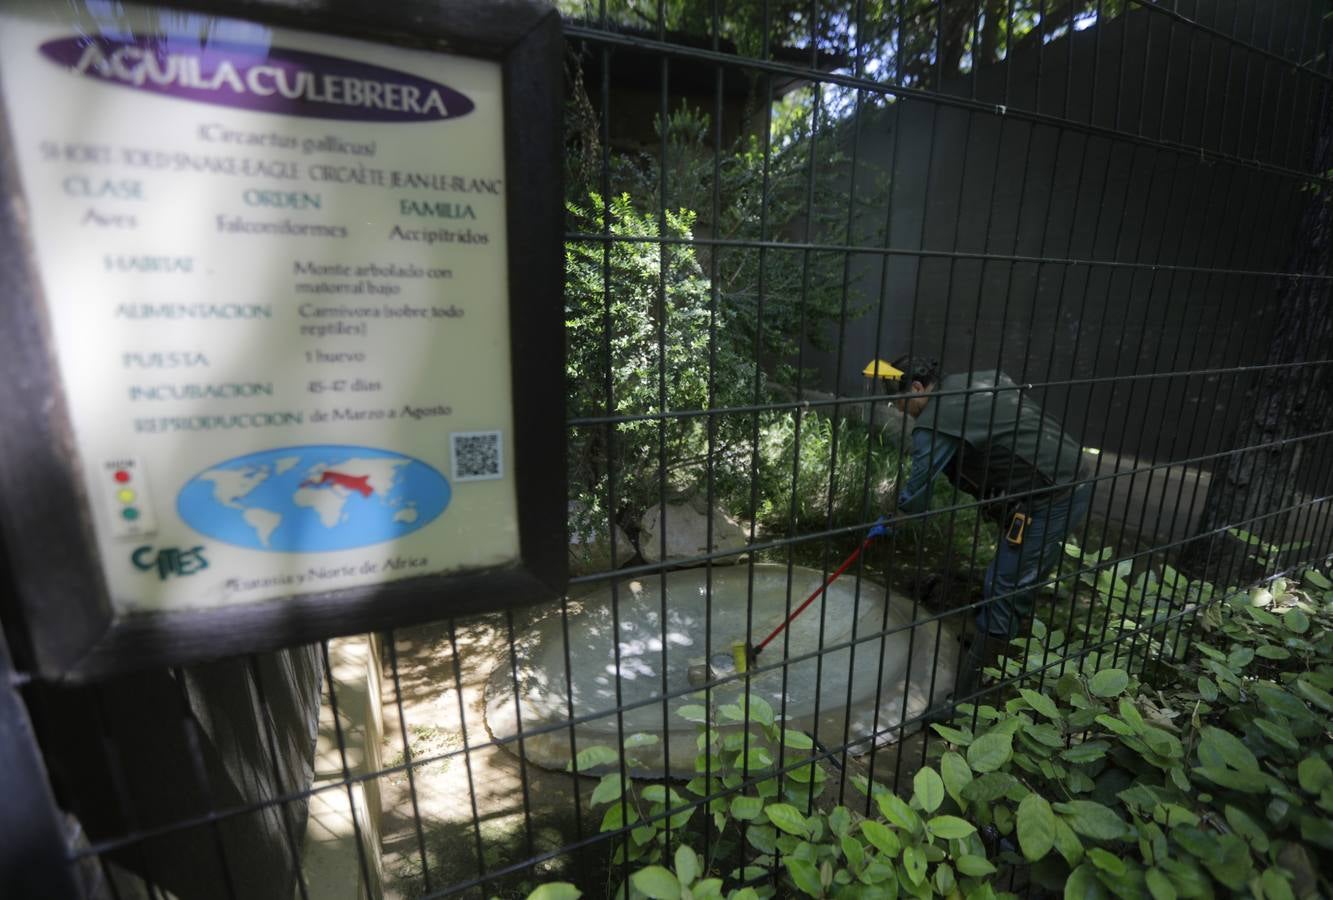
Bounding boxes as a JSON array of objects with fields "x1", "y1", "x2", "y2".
[
  {"x1": 89, "y1": 684, "x2": 168, "y2": 900},
  {"x1": 246, "y1": 655, "x2": 313, "y2": 900},
  {"x1": 864, "y1": 0, "x2": 922, "y2": 800},
  {"x1": 556, "y1": 598, "x2": 584, "y2": 847},
  {"x1": 383, "y1": 632, "x2": 432, "y2": 893},
  {"x1": 853, "y1": 0, "x2": 912, "y2": 805},
  {"x1": 0, "y1": 629, "x2": 80, "y2": 899},
  {"x1": 700, "y1": 0, "x2": 723, "y2": 865},
  {"x1": 502, "y1": 610, "x2": 536, "y2": 864},
  {"x1": 315, "y1": 645, "x2": 373, "y2": 896},
  {"x1": 168, "y1": 667, "x2": 241, "y2": 900},
  {"x1": 445, "y1": 619, "x2": 486, "y2": 880},
  {"x1": 654, "y1": 10, "x2": 674, "y2": 845},
  {"x1": 590, "y1": 17, "x2": 633, "y2": 892}
]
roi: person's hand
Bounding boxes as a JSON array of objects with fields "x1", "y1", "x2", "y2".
[{"x1": 867, "y1": 515, "x2": 891, "y2": 540}]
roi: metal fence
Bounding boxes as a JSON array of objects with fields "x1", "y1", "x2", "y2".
[{"x1": 6, "y1": 1, "x2": 1332, "y2": 897}]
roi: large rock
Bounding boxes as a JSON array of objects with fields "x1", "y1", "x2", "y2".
[
  {"x1": 638, "y1": 500, "x2": 749, "y2": 564},
  {"x1": 568, "y1": 501, "x2": 634, "y2": 576}
]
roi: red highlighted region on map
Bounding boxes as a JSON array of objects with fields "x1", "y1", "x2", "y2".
[{"x1": 301, "y1": 471, "x2": 374, "y2": 497}]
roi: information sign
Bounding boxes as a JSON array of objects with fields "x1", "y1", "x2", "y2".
[{"x1": 0, "y1": 0, "x2": 565, "y2": 678}]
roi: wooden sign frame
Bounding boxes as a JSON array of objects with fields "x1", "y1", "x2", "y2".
[{"x1": 0, "y1": 0, "x2": 565, "y2": 681}]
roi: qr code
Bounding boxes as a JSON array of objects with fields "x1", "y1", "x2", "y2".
[{"x1": 451, "y1": 431, "x2": 504, "y2": 482}]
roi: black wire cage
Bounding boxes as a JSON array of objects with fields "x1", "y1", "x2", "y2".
[{"x1": 3, "y1": 0, "x2": 1332, "y2": 898}]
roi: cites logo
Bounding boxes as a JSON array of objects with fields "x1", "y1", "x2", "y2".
[{"x1": 132, "y1": 545, "x2": 208, "y2": 580}]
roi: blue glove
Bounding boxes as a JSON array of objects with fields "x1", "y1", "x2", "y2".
[{"x1": 867, "y1": 515, "x2": 891, "y2": 540}]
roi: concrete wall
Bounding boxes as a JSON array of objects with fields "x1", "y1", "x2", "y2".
[{"x1": 812, "y1": 2, "x2": 1325, "y2": 473}]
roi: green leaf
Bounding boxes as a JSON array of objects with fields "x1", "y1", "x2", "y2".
[
  {"x1": 730, "y1": 795, "x2": 763, "y2": 820},
  {"x1": 1223, "y1": 805, "x2": 1269, "y2": 852},
  {"x1": 624, "y1": 733, "x2": 659, "y2": 750},
  {"x1": 1016, "y1": 794, "x2": 1056, "y2": 862},
  {"x1": 1261, "y1": 868, "x2": 1295, "y2": 900},
  {"x1": 1255, "y1": 644, "x2": 1292, "y2": 660},
  {"x1": 1089, "y1": 669, "x2": 1129, "y2": 698},
  {"x1": 1024, "y1": 722, "x2": 1067, "y2": 748},
  {"x1": 1283, "y1": 608, "x2": 1310, "y2": 634},
  {"x1": 1197, "y1": 676, "x2": 1218, "y2": 702},
  {"x1": 961, "y1": 772, "x2": 1021, "y2": 803},
  {"x1": 677, "y1": 704, "x2": 708, "y2": 723},
  {"x1": 860, "y1": 820, "x2": 901, "y2": 856},
  {"x1": 785, "y1": 858, "x2": 821, "y2": 897},
  {"x1": 1303, "y1": 568, "x2": 1333, "y2": 589},
  {"x1": 829, "y1": 806, "x2": 851, "y2": 837},
  {"x1": 568, "y1": 745, "x2": 619, "y2": 772},
  {"x1": 764, "y1": 803, "x2": 810, "y2": 837},
  {"x1": 966, "y1": 731, "x2": 1014, "y2": 773},
  {"x1": 781, "y1": 729, "x2": 815, "y2": 750},
  {"x1": 718, "y1": 703, "x2": 745, "y2": 722},
  {"x1": 1054, "y1": 800, "x2": 1126, "y2": 841},
  {"x1": 526, "y1": 884, "x2": 582, "y2": 900},
  {"x1": 1094, "y1": 714, "x2": 1137, "y2": 737},
  {"x1": 692, "y1": 879, "x2": 724, "y2": 900},
  {"x1": 1053, "y1": 816, "x2": 1084, "y2": 866},
  {"x1": 1300, "y1": 814, "x2": 1333, "y2": 849},
  {"x1": 1201, "y1": 834, "x2": 1252, "y2": 889},
  {"x1": 1088, "y1": 848, "x2": 1125, "y2": 875},
  {"x1": 1254, "y1": 685, "x2": 1308, "y2": 721},
  {"x1": 1019, "y1": 688, "x2": 1061, "y2": 720},
  {"x1": 902, "y1": 845, "x2": 927, "y2": 886},
  {"x1": 926, "y1": 815, "x2": 975, "y2": 839},
  {"x1": 591, "y1": 773, "x2": 626, "y2": 806},
  {"x1": 955, "y1": 854, "x2": 996, "y2": 877},
  {"x1": 840, "y1": 834, "x2": 864, "y2": 872},
  {"x1": 1253, "y1": 718, "x2": 1299, "y2": 751},
  {"x1": 940, "y1": 751, "x2": 972, "y2": 807},
  {"x1": 1060, "y1": 741, "x2": 1110, "y2": 764},
  {"x1": 1193, "y1": 766, "x2": 1269, "y2": 793},
  {"x1": 1296, "y1": 678, "x2": 1333, "y2": 712},
  {"x1": 1144, "y1": 867, "x2": 1176, "y2": 900},
  {"x1": 913, "y1": 768, "x2": 945, "y2": 814},
  {"x1": 1064, "y1": 863, "x2": 1107, "y2": 900},
  {"x1": 931, "y1": 724, "x2": 973, "y2": 745},
  {"x1": 630, "y1": 866, "x2": 680, "y2": 899},
  {"x1": 674, "y1": 845, "x2": 698, "y2": 886},
  {"x1": 1198, "y1": 726, "x2": 1259, "y2": 772},
  {"x1": 1298, "y1": 755, "x2": 1333, "y2": 793},
  {"x1": 876, "y1": 792, "x2": 921, "y2": 833},
  {"x1": 746, "y1": 695, "x2": 775, "y2": 728}
]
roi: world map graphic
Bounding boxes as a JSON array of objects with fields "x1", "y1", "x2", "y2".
[{"x1": 177, "y1": 445, "x2": 450, "y2": 552}]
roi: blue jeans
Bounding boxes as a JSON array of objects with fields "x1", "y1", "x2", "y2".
[{"x1": 977, "y1": 482, "x2": 1093, "y2": 638}]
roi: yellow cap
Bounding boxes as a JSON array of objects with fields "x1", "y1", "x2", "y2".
[{"x1": 862, "y1": 359, "x2": 904, "y2": 380}]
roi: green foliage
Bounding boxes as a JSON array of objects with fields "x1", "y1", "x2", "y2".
[
  {"x1": 527, "y1": 564, "x2": 1333, "y2": 899},
  {"x1": 565, "y1": 190, "x2": 754, "y2": 536},
  {"x1": 723, "y1": 412, "x2": 903, "y2": 540},
  {"x1": 912, "y1": 568, "x2": 1333, "y2": 899}
]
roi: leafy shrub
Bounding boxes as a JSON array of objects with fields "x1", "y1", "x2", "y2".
[
  {"x1": 525, "y1": 564, "x2": 1333, "y2": 899},
  {"x1": 565, "y1": 191, "x2": 755, "y2": 538}
]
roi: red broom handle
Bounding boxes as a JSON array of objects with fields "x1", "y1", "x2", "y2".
[{"x1": 753, "y1": 536, "x2": 875, "y2": 655}]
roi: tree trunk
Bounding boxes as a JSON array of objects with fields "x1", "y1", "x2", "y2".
[
  {"x1": 979, "y1": 0, "x2": 1006, "y2": 64},
  {"x1": 1186, "y1": 89, "x2": 1333, "y2": 585}
]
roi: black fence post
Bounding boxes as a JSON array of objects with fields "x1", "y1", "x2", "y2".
[{"x1": 0, "y1": 622, "x2": 80, "y2": 898}]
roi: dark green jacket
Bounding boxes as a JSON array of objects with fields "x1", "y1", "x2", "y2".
[{"x1": 913, "y1": 371, "x2": 1084, "y2": 500}]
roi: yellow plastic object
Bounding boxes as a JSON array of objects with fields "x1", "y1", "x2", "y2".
[
  {"x1": 731, "y1": 640, "x2": 749, "y2": 674},
  {"x1": 862, "y1": 359, "x2": 905, "y2": 380}
]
